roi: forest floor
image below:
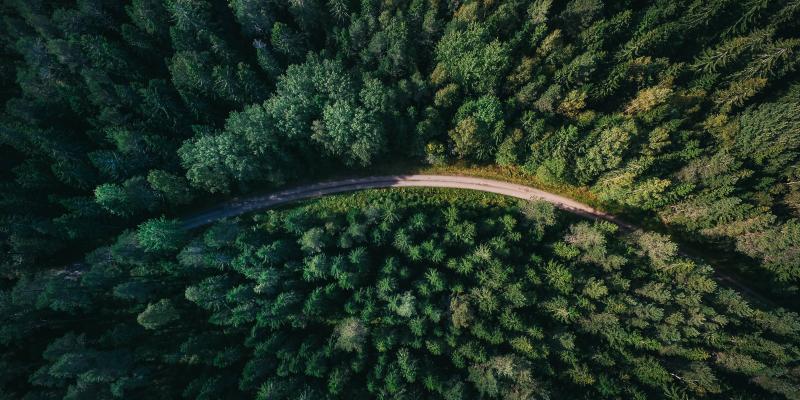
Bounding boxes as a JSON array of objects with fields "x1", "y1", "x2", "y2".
[{"x1": 179, "y1": 173, "x2": 777, "y2": 309}]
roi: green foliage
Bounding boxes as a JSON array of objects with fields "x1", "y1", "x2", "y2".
[
  {"x1": 316, "y1": 99, "x2": 383, "y2": 166},
  {"x1": 425, "y1": 141, "x2": 448, "y2": 166},
  {"x1": 334, "y1": 318, "x2": 367, "y2": 353},
  {"x1": 95, "y1": 177, "x2": 160, "y2": 217},
  {"x1": 5, "y1": 192, "x2": 800, "y2": 398},
  {"x1": 147, "y1": 170, "x2": 194, "y2": 206},
  {"x1": 4, "y1": 0, "x2": 800, "y2": 295},
  {"x1": 468, "y1": 355, "x2": 543, "y2": 399},
  {"x1": 434, "y1": 23, "x2": 511, "y2": 95},
  {"x1": 574, "y1": 116, "x2": 637, "y2": 184},
  {"x1": 449, "y1": 95, "x2": 505, "y2": 161},
  {"x1": 137, "y1": 298, "x2": 180, "y2": 330},
  {"x1": 3, "y1": 1, "x2": 800, "y2": 397},
  {"x1": 137, "y1": 217, "x2": 187, "y2": 252},
  {"x1": 734, "y1": 98, "x2": 800, "y2": 176}
]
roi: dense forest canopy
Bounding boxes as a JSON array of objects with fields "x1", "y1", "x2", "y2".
[
  {"x1": 2, "y1": 0, "x2": 800, "y2": 398},
  {"x1": 2, "y1": 190, "x2": 799, "y2": 399},
  {"x1": 1, "y1": 0, "x2": 799, "y2": 297}
]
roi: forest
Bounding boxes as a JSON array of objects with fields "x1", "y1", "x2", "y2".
[
  {"x1": 1, "y1": 0, "x2": 799, "y2": 398},
  {"x1": 2, "y1": 189, "x2": 799, "y2": 398}
]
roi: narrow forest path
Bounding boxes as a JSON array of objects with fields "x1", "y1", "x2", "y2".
[
  {"x1": 181, "y1": 175, "x2": 632, "y2": 229},
  {"x1": 180, "y1": 174, "x2": 773, "y2": 306}
]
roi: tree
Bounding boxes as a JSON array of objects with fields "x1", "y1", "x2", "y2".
[
  {"x1": 178, "y1": 130, "x2": 262, "y2": 193},
  {"x1": 147, "y1": 170, "x2": 194, "y2": 205},
  {"x1": 299, "y1": 227, "x2": 326, "y2": 253},
  {"x1": 270, "y1": 22, "x2": 306, "y2": 61},
  {"x1": 632, "y1": 357, "x2": 670, "y2": 387},
  {"x1": 449, "y1": 293, "x2": 472, "y2": 329},
  {"x1": 526, "y1": 125, "x2": 578, "y2": 184},
  {"x1": 265, "y1": 56, "x2": 352, "y2": 140},
  {"x1": 495, "y1": 128, "x2": 524, "y2": 166},
  {"x1": 314, "y1": 100, "x2": 383, "y2": 166},
  {"x1": 734, "y1": 98, "x2": 800, "y2": 177},
  {"x1": 168, "y1": 50, "x2": 215, "y2": 113},
  {"x1": 434, "y1": 23, "x2": 511, "y2": 94},
  {"x1": 519, "y1": 199, "x2": 556, "y2": 236},
  {"x1": 736, "y1": 219, "x2": 800, "y2": 281},
  {"x1": 94, "y1": 177, "x2": 160, "y2": 217},
  {"x1": 592, "y1": 159, "x2": 672, "y2": 210},
  {"x1": 137, "y1": 299, "x2": 180, "y2": 330},
  {"x1": 425, "y1": 141, "x2": 447, "y2": 166},
  {"x1": 633, "y1": 231, "x2": 678, "y2": 270},
  {"x1": 137, "y1": 217, "x2": 187, "y2": 252},
  {"x1": 228, "y1": 0, "x2": 276, "y2": 38},
  {"x1": 563, "y1": 222, "x2": 625, "y2": 270},
  {"x1": 389, "y1": 291, "x2": 416, "y2": 318},
  {"x1": 333, "y1": 317, "x2": 366, "y2": 352},
  {"x1": 574, "y1": 117, "x2": 637, "y2": 184},
  {"x1": 449, "y1": 95, "x2": 505, "y2": 161},
  {"x1": 558, "y1": 0, "x2": 603, "y2": 35},
  {"x1": 468, "y1": 355, "x2": 546, "y2": 399}
]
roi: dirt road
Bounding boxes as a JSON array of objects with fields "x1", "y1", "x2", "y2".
[
  {"x1": 182, "y1": 175, "x2": 633, "y2": 229},
  {"x1": 180, "y1": 174, "x2": 774, "y2": 306}
]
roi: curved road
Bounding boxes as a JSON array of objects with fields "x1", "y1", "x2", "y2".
[
  {"x1": 182, "y1": 175, "x2": 634, "y2": 230},
  {"x1": 181, "y1": 174, "x2": 773, "y2": 306}
]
